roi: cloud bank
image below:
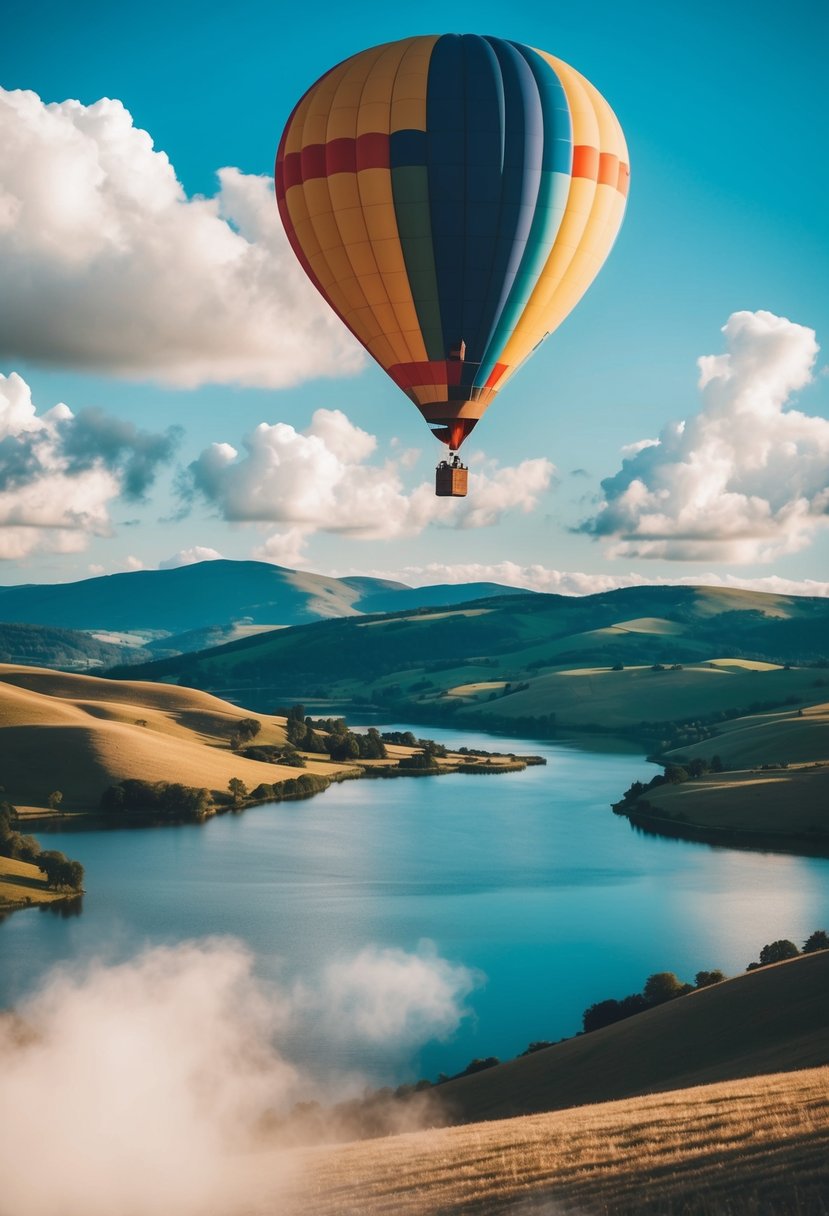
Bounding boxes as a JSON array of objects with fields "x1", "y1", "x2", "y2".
[
  {"x1": 0, "y1": 87, "x2": 362, "y2": 387},
  {"x1": 581, "y1": 311, "x2": 829, "y2": 562},
  {"x1": 185, "y1": 408, "x2": 554, "y2": 547},
  {"x1": 350, "y1": 561, "x2": 829, "y2": 599},
  {"x1": 0, "y1": 372, "x2": 177, "y2": 559},
  {"x1": 0, "y1": 938, "x2": 476, "y2": 1216}
]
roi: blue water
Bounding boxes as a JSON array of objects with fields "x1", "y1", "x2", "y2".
[{"x1": 2, "y1": 722, "x2": 828, "y2": 1082}]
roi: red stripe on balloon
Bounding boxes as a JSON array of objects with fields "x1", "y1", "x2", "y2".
[
  {"x1": 571, "y1": 145, "x2": 600, "y2": 180},
  {"x1": 484, "y1": 362, "x2": 508, "y2": 389}
]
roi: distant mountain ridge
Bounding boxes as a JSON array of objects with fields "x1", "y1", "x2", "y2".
[{"x1": 0, "y1": 560, "x2": 533, "y2": 633}]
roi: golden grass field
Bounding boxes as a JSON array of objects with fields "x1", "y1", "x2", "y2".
[
  {"x1": 289, "y1": 1066, "x2": 829, "y2": 1215},
  {"x1": 0, "y1": 663, "x2": 348, "y2": 814},
  {"x1": 0, "y1": 664, "x2": 525, "y2": 816},
  {"x1": 0, "y1": 854, "x2": 69, "y2": 910},
  {"x1": 435, "y1": 952, "x2": 829, "y2": 1125}
]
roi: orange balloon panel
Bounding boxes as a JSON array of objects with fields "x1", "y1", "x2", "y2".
[{"x1": 276, "y1": 34, "x2": 629, "y2": 450}]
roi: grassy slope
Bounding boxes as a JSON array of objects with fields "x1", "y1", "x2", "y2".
[
  {"x1": 665, "y1": 701, "x2": 829, "y2": 768},
  {"x1": 0, "y1": 855, "x2": 67, "y2": 909},
  {"x1": 620, "y1": 701, "x2": 829, "y2": 845},
  {"x1": 634, "y1": 764, "x2": 829, "y2": 840},
  {"x1": 0, "y1": 664, "x2": 347, "y2": 813},
  {"x1": 467, "y1": 662, "x2": 820, "y2": 727},
  {"x1": 296, "y1": 1066, "x2": 829, "y2": 1216},
  {"x1": 0, "y1": 664, "x2": 525, "y2": 815},
  {"x1": 108, "y1": 586, "x2": 829, "y2": 730},
  {"x1": 436, "y1": 951, "x2": 829, "y2": 1123}
]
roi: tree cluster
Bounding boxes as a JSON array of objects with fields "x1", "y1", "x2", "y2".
[
  {"x1": 249, "y1": 773, "x2": 330, "y2": 802},
  {"x1": 746, "y1": 931, "x2": 829, "y2": 970},
  {"x1": 0, "y1": 805, "x2": 84, "y2": 891},
  {"x1": 241, "y1": 744, "x2": 306, "y2": 767},
  {"x1": 100, "y1": 779, "x2": 213, "y2": 822},
  {"x1": 582, "y1": 968, "x2": 725, "y2": 1034},
  {"x1": 281, "y1": 705, "x2": 328, "y2": 753},
  {"x1": 229, "y1": 717, "x2": 261, "y2": 750}
]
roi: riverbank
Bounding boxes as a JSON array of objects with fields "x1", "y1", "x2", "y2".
[
  {"x1": 0, "y1": 855, "x2": 77, "y2": 916},
  {"x1": 0, "y1": 664, "x2": 543, "y2": 830},
  {"x1": 616, "y1": 763, "x2": 829, "y2": 856}
]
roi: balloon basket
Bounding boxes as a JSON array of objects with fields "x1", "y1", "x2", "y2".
[{"x1": 435, "y1": 457, "x2": 468, "y2": 497}]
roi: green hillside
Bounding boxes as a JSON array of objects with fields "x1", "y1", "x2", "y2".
[
  {"x1": 107, "y1": 586, "x2": 829, "y2": 744},
  {"x1": 0, "y1": 560, "x2": 530, "y2": 634},
  {"x1": 0, "y1": 621, "x2": 152, "y2": 670}
]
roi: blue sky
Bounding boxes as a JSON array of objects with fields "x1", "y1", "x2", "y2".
[{"x1": 2, "y1": 0, "x2": 828, "y2": 591}]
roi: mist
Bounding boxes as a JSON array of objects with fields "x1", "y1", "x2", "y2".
[{"x1": 0, "y1": 937, "x2": 477, "y2": 1216}]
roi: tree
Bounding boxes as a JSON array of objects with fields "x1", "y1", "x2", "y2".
[
  {"x1": 47, "y1": 790, "x2": 63, "y2": 813},
  {"x1": 327, "y1": 733, "x2": 361, "y2": 761},
  {"x1": 643, "y1": 972, "x2": 690, "y2": 1005},
  {"x1": 758, "y1": 939, "x2": 800, "y2": 966},
  {"x1": 711, "y1": 754, "x2": 724, "y2": 772},
  {"x1": 695, "y1": 969, "x2": 726, "y2": 989},
  {"x1": 664, "y1": 765, "x2": 689, "y2": 785},
  {"x1": 803, "y1": 929, "x2": 829, "y2": 953},
  {"x1": 228, "y1": 777, "x2": 248, "y2": 808}
]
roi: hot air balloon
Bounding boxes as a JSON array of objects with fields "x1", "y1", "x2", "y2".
[{"x1": 275, "y1": 35, "x2": 629, "y2": 496}]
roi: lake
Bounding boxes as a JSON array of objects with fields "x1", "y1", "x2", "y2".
[{"x1": 2, "y1": 722, "x2": 828, "y2": 1084}]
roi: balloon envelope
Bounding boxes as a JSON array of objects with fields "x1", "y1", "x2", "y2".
[{"x1": 276, "y1": 35, "x2": 629, "y2": 450}]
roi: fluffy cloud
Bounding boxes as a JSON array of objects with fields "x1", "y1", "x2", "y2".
[
  {"x1": 159, "y1": 546, "x2": 223, "y2": 570},
  {"x1": 580, "y1": 311, "x2": 829, "y2": 562},
  {"x1": 0, "y1": 87, "x2": 362, "y2": 387},
  {"x1": 0, "y1": 938, "x2": 475, "y2": 1216},
  {"x1": 350, "y1": 561, "x2": 829, "y2": 599},
  {"x1": 0, "y1": 372, "x2": 177, "y2": 559},
  {"x1": 185, "y1": 408, "x2": 554, "y2": 544}
]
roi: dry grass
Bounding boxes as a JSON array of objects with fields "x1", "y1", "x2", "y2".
[
  {"x1": 288, "y1": 1067, "x2": 829, "y2": 1215},
  {"x1": 433, "y1": 953, "x2": 829, "y2": 1129},
  {"x1": 0, "y1": 663, "x2": 521, "y2": 814},
  {"x1": 0, "y1": 663, "x2": 348, "y2": 813},
  {"x1": 0, "y1": 855, "x2": 66, "y2": 908}
]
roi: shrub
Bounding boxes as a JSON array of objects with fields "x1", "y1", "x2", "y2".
[{"x1": 803, "y1": 929, "x2": 829, "y2": 953}]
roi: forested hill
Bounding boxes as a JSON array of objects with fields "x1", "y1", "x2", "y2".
[
  {"x1": 0, "y1": 560, "x2": 531, "y2": 633},
  {"x1": 107, "y1": 584, "x2": 829, "y2": 735}
]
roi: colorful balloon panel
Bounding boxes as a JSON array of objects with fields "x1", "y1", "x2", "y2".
[{"x1": 275, "y1": 35, "x2": 629, "y2": 450}]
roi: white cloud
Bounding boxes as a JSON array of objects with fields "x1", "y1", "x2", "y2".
[
  {"x1": 253, "y1": 527, "x2": 313, "y2": 569},
  {"x1": 581, "y1": 311, "x2": 829, "y2": 562},
  {"x1": 0, "y1": 372, "x2": 176, "y2": 560},
  {"x1": 347, "y1": 561, "x2": 829, "y2": 599},
  {"x1": 159, "y1": 546, "x2": 223, "y2": 570},
  {"x1": 0, "y1": 937, "x2": 476, "y2": 1216},
  {"x1": 0, "y1": 87, "x2": 362, "y2": 388},
  {"x1": 185, "y1": 408, "x2": 555, "y2": 542},
  {"x1": 306, "y1": 943, "x2": 479, "y2": 1050}
]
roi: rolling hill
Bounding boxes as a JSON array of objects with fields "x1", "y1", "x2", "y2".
[
  {"x1": 0, "y1": 560, "x2": 531, "y2": 635},
  {"x1": 296, "y1": 1067, "x2": 828, "y2": 1215},
  {"x1": 435, "y1": 949, "x2": 829, "y2": 1123},
  {"x1": 0, "y1": 664, "x2": 345, "y2": 815},
  {"x1": 108, "y1": 585, "x2": 829, "y2": 736},
  {"x1": 289, "y1": 953, "x2": 829, "y2": 1215},
  {"x1": 0, "y1": 664, "x2": 529, "y2": 818},
  {"x1": 0, "y1": 621, "x2": 153, "y2": 670}
]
